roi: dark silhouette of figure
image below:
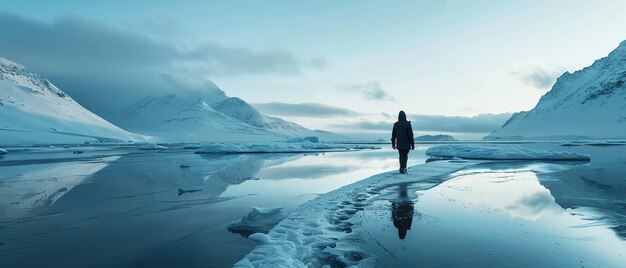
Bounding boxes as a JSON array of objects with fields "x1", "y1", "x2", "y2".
[
  {"x1": 391, "y1": 184, "x2": 414, "y2": 239},
  {"x1": 391, "y1": 111, "x2": 414, "y2": 174}
]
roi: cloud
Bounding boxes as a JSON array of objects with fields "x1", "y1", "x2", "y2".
[
  {"x1": 336, "y1": 81, "x2": 395, "y2": 102},
  {"x1": 0, "y1": 12, "x2": 322, "y2": 119},
  {"x1": 504, "y1": 190, "x2": 555, "y2": 221},
  {"x1": 509, "y1": 60, "x2": 563, "y2": 90},
  {"x1": 253, "y1": 102, "x2": 360, "y2": 118},
  {"x1": 332, "y1": 113, "x2": 512, "y2": 134}
]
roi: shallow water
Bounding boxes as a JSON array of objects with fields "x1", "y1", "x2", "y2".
[
  {"x1": 359, "y1": 157, "x2": 626, "y2": 267},
  {"x1": 0, "y1": 144, "x2": 426, "y2": 267}
]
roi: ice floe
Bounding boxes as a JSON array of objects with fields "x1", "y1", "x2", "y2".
[
  {"x1": 228, "y1": 207, "x2": 287, "y2": 237},
  {"x1": 426, "y1": 144, "x2": 591, "y2": 161}
]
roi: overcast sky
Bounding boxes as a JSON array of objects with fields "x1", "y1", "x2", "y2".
[{"x1": 1, "y1": 0, "x2": 626, "y2": 139}]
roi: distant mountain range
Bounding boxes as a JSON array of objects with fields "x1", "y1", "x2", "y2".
[
  {"x1": 415, "y1": 135, "x2": 457, "y2": 142},
  {"x1": 0, "y1": 57, "x2": 344, "y2": 145},
  {"x1": 486, "y1": 40, "x2": 626, "y2": 140}
]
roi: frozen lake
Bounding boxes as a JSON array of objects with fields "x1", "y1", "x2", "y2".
[
  {"x1": 1, "y1": 143, "x2": 625, "y2": 267},
  {"x1": 0, "y1": 144, "x2": 425, "y2": 267}
]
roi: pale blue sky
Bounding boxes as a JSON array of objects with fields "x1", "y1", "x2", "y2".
[{"x1": 2, "y1": 0, "x2": 626, "y2": 138}]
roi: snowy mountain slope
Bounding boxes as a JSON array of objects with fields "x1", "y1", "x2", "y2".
[
  {"x1": 486, "y1": 41, "x2": 626, "y2": 140},
  {"x1": 212, "y1": 97, "x2": 347, "y2": 141},
  {"x1": 119, "y1": 94, "x2": 288, "y2": 142},
  {"x1": 0, "y1": 57, "x2": 142, "y2": 145}
]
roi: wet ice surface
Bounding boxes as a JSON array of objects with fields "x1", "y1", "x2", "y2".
[
  {"x1": 3, "y1": 144, "x2": 626, "y2": 267},
  {"x1": 0, "y1": 144, "x2": 423, "y2": 267},
  {"x1": 358, "y1": 145, "x2": 626, "y2": 267}
]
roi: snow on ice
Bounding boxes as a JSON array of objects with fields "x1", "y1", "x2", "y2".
[
  {"x1": 426, "y1": 144, "x2": 591, "y2": 161},
  {"x1": 228, "y1": 207, "x2": 287, "y2": 237}
]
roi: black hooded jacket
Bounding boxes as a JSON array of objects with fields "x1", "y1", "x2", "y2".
[{"x1": 391, "y1": 111, "x2": 414, "y2": 150}]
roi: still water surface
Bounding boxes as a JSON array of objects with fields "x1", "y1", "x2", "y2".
[
  {"x1": 0, "y1": 145, "x2": 422, "y2": 267},
  {"x1": 2, "y1": 144, "x2": 625, "y2": 267}
]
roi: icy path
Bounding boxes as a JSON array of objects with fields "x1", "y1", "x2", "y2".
[{"x1": 235, "y1": 160, "x2": 481, "y2": 267}]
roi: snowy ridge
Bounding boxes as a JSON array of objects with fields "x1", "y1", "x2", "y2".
[
  {"x1": 0, "y1": 57, "x2": 142, "y2": 145},
  {"x1": 487, "y1": 40, "x2": 626, "y2": 140}
]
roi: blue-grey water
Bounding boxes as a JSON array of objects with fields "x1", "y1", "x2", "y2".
[
  {"x1": 0, "y1": 145, "x2": 424, "y2": 267},
  {"x1": 1, "y1": 144, "x2": 625, "y2": 267},
  {"x1": 359, "y1": 144, "x2": 626, "y2": 267}
]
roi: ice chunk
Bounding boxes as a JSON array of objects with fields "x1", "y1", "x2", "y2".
[
  {"x1": 426, "y1": 144, "x2": 591, "y2": 161},
  {"x1": 183, "y1": 143, "x2": 202, "y2": 149},
  {"x1": 248, "y1": 233, "x2": 272, "y2": 244},
  {"x1": 286, "y1": 136, "x2": 320, "y2": 143},
  {"x1": 195, "y1": 143, "x2": 243, "y2": 153},
  {"x1": 138, "y1": 143, "x2": 167, "y2": 150},
  {"x1": 228, "y1": 207, "x2": 286, "y2": 237}
]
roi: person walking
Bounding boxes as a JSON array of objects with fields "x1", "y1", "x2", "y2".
[{"x1": 391, "y1": 111, "x2": 414, "y2": 174}]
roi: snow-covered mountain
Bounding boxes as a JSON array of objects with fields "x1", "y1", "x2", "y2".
[
  {"x1": 212, "y1": 97, "x2": 346, "y2": 140},
  {"x1": 118, "y1": 79, "x2": 345, "y2": 142},
  {"x1": 486, "y1": 41, "x2": 626, "y2": 140},
  {"x1": 0, "y1": 57, "x2": 142, "y2": 145},
  {"x1": 119, "y1": 94, "x2": 286, "y2": 142}
]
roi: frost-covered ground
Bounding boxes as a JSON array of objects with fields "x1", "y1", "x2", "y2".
[{"x1": 237, "y1": 143, "x2": 626, "y2": 267}]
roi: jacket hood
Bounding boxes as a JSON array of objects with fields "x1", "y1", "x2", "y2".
[{"x1": 398, "y1": 111, "x2": 407, "y2": 122}]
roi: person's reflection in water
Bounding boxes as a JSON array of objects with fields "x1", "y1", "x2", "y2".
[{"x1": 391, "y1": 184, "x2": 415, "y2": 239}]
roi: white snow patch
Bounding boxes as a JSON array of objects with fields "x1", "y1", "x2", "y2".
[
  {"x1": 228, "y1": 207, "x2": 287, "y2": 236},
  {"x1": 426, "y1": 144, "x2": 591, "y2": 161},
  {"x1": 248, "y1": 233, "x2": 273, "y2": 244}
]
